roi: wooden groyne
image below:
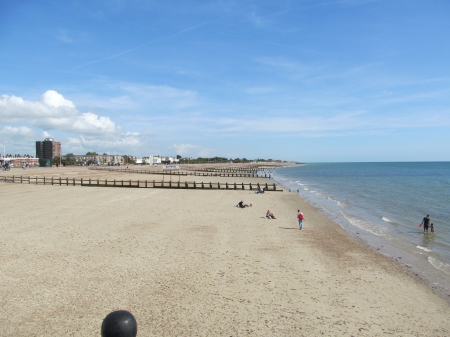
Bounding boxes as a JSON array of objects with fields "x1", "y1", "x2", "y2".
[
  {"x1": 88, "y1": 167, "x2": 271, "y2": 178},
  {"x1": 0, "y1": 175, "x2": 283, "y2": 191}
]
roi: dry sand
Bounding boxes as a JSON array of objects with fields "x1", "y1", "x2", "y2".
[{"x1": 1, "y1": 167, "x2": 450, "y2": 336}]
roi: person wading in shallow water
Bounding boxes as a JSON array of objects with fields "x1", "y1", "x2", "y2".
[{"x1": 421, "y1": 214, "x2": 430, "y2": 233}]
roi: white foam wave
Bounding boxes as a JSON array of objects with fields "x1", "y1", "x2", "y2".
[
  {"x1": 416, "y1": 246, "x2": 432, "y2": 253},
  {"x1": 341, "y1": 211, "x2": 383, "y2": 237},
  {"x1": 382, "y1": 216, "x2": 393, "y2": 223},
  {"x1": 327, "y1": 196, "x2": 345, "y2": 208},
  {"x1": 428, "y1": 257, "x2": 450, "y2": 275}
]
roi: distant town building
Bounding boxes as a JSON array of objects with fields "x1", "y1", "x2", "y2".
[
  {"x1": 68, "y1": 154, "x2": 123, "y2": 165},
  {"x1": 0, "y1": 154, "x2": 38, "y2": 167},
  {"x1": 36, "y1": 138, "x2": 61, "y2": 160}
]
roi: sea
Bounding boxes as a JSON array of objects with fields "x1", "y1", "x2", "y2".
[{"x1": 271, "y1": 162, "x2": 450, "y2": 299}]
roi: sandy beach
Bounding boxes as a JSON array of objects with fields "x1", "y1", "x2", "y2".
[{"x1": 1, "y1": 166, "x2": 450, "y2": 336}]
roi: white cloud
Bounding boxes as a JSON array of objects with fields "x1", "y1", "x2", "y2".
[
  {"x1": 121, "y1": 84, "x2": 198, "y2": 110},
  {"x1": 0, "y1": 90, "x2": 142, "y2": 155},
  {"x1": 170, "y1": 143, "x2": 214, "y2": 157},
  {"x1": 41, "y1": 90, "x2": 75, "y2": 108},
  {"x1": 0, "y1": 90, "x2": 124, "y2": 135},
  {"x1": 0, "y1": 126, "x2": 35, "y2": 137},
  {"x1": 56, "y1": 30, "x2": 73, "y2": 44},
  {"x1": 248, "y1": 11, "x2": 267, "y2": 28}
]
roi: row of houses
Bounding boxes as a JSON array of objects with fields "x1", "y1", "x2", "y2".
[{"x1": 65, "y1": 154, "x2": 179, "y2": 165}]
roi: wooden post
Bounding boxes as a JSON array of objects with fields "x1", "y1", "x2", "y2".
[
  {"x1": 59, "y1": 177, "x2": 62, "y2": 185},
  {"x1": 73, "y1": 178, "x2": 75, "y2": 186},
  {"x1": 28, "y1": 176, "x2": 30, "y2": 184},
  {"x1": 105, "y1": 179, "x2": 108, "y2": 187},
  {"x1": 137, "y1": 180, "x2": 139, "y2": 188},
  {"x1": 114, "y1": 179, "x2": 116, "y2": 186},
  {"x1": 66, "y1": 178, "x2": 68, "y2": 186},
  {"x1": 145, "y1": 180, "x2": 148, "y2": 188},
  {"x1": 273, "y1": 183, "x2": 276, "y2": 191},
  {"x1": 20, "y1": 176, "x2": 23, "y2": 183},
  {"x1": 122, "y1": 180, "x2": 124, "y2": 186},
  {"x1": 51, "y1": 177, "x2": 54, "y2": 185},
  {"x1": 234, "y1": 182, "x2": 236, "y2": 190},
  {"x1": 242, "y1": 183, "x2": 244, "y2": 190},
  {"x1": 81, "y1": 178, "x2": 83, "y2": 185}
]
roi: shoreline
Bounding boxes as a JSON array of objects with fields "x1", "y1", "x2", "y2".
[
  {"x1": 1, "y1": 166, "x2": 450, "y2": 335},
  {"x1": 271, "y1": 165, "x2": 450, "y2": 305}
]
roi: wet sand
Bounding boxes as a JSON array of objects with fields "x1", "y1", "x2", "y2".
[{"x1": 1, "y1": 167, "x2": 449, "y2": 336}]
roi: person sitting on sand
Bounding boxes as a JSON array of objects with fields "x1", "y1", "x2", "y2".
[
  {"x1": 238, "y1": 201, "x2": 252, "y2": 208},
  {"x1": 266, "y1": 210, "x2": 276, "y2": 219}
]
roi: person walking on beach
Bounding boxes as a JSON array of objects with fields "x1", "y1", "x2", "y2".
[
  {"x1": 297, "y1": 210, "x2": 304, "y2": 230},
  {"x1": 421, "y1": 214, "x2": 430, "y2": 233}
]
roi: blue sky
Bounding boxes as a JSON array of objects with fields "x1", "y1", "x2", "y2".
[{"x1": 1, "y1": 0, "x2": 449, "y2": 162}]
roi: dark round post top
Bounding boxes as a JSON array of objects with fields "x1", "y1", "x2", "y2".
[{"x1": 101, "y1": 310, "x2": 137, "y2": 337}]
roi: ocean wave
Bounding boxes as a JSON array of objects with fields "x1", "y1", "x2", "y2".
[
  {"x1": 428, "y1": 257, "x2": 450, "y2": 275},
  {"x1": 341, "y1": 211, "x2": 384, "y2": 237},
  {"x1": 416, "y1": 246, "x2": 432, "y2": 253},
  {"x1": 327, "y1": 196, "x2": 346, "y2": 208},
  {"x1": 382, "y1": 216, "x2": 393, "y2": 223}
]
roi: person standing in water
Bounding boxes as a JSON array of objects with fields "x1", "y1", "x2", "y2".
[{"x1": 421, "y1": 214, "x2": 430, "y2": 233}]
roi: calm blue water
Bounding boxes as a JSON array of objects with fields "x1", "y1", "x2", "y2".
[{"x1": 272, "y1": 162, "x2": 450, "y2": 295}]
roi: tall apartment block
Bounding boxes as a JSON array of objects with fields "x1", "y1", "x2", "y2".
[{"x1": 36, "y1": 138, "x2": 61, "y2": 159}]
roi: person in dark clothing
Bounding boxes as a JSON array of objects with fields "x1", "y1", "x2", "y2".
[
  {"x1": 237, "y1": 201, "x2": 252, "y2": 208},
  {"x1": 421, "y1": 215, "x2": 430, "y2": 233}
]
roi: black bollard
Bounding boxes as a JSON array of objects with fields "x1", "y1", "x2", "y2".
[{"x1": 101, "y1": 310, "x2": 137, "y2": 337}]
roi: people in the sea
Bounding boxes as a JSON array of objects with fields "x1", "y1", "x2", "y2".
[
  {"x1": 238, "y1": 201, "x2": 252, "y2": 208},
  {"x1": 266, "y1": 210, "x2": 276, "y2": 219},
  {"x1": 297, "y1": 210, "x2": 304, "y2": 230},
  {"x1": 421, "y1": 215, "x2": 430, "y2": 233},
  {"x1": 430, "y1": 223, "x2": 434, "y2": 233}
]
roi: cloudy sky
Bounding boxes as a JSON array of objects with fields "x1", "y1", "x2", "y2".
[{"x1": 1, "y1": 0, "x2": 449, "y2": 162}]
